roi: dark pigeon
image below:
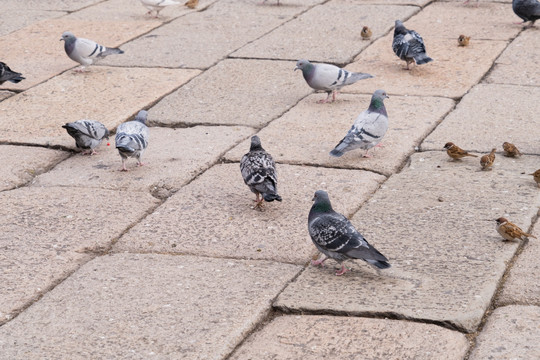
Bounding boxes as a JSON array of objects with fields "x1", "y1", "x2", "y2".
[
  {"x1": 0, "y1": 62, "x2": 25, "y2": 85},
  {"x1": 240, "y1": 135, "x2": 282, "y2": 208},
  {"x1": 115, "y1": 110, "x2": 149, "y2": 171},
  {"x1": 513, "y1": 0, "x2": 540, "y2": 26},
  {"x1": 62, "y1": 119, "x2": 109, "y2": 155},
  {"x1": 392, "y1": 20, "x2": 433, "y2": 70},
  {"x1": 308, "y1": 190, "x2": 390, "y2": 276}
]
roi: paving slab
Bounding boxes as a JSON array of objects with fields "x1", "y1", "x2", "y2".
[
  {"x1": 0, "y1": 187, "x2": 159, "y2": 324},
  {"x1": 0, "y1": 66, "x2": 199, "y2": 147},
  {"x1": 401, "y1": 2, "x2": 520, "y2": 41},
  {"x1": 275, "y1": 152, "x2": 540, "y2": 333},
  {"x1": 230, "y1": 315, "x2": 469, "y2": 360},
  {"x1": 2, "y1": 0, "x2": 102, "y2": 11},
  {"x1": 485, "y1": 28, "x2": 540, "y2": 86},
  {"x1": 231, "y1": 1, "x2": 419, "y2": 63},
  {"x1": 148, "y1": 59, "x2": 313, "y2": 128},
  {"x1": 497, "y1": 226, "x2": 540, "y2": 306},
  {"x1": 0, "y1": 253, "x2": 301, "y2": 359},
  {"x1": 422, "y1": 84, "x2": 540, "y2": 154},
  {"x1": 114, "y1": 163, "x2": 385, "y2": 264},
  {"x1": 33, "y1": 126, "x2": 254, "y2": 198},
  {"x1": 0, "y1": 10, "x2": 66, "y2": 37},
  {"x1": 0, "y1": 91, "x2": 14, "y2": 102},
  {"x1": 224, "y1": 93, "x2": 455, "y2": 176},
  {"x1": 0, "y1": 145, "x2": 70, "y2": 191},
  {"x1": 345, "y1": 35, "x2": 508, "y2": 98},
  {"x1": 101, "y1": 0, "x2": 325, "y2": 69},
  {"x1": 469, "y1": 305, "x2": 540, "y2": 359}
]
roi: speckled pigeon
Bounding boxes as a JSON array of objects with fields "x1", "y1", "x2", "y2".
[
  {"x1": 62, "y1": 120, "x2": 109, "y2": 155},
  {"x1": 294, "y1": 59, "x2": 373, "y2": 103},
  {"x1": 512, "y1": 0, "x2": 540, "y2": 25},
  {"x1": 115, "y1": 110, "x2": 149, "y2": 171},
  {"x1": 240, "y1": 135, "x2": 282, "y2": 208},
  {"x1": 308, "y1": 190, "x2": 390, "y2": 276},
  {"x1": 330, "y1": 90, "x2": 389, "y2": 158},
  {"x1": 140, "y1": 0, "x2": 180, "y2": 17},
  {"x1": 60, "y1": 31, "x2": 124, "y2": 72},
  {"x1": 392, "y1": 20, "x2": 432, "y2": 70},
  {"x1": 0, "y1": 62, "x2": 25, "y2": 85}
]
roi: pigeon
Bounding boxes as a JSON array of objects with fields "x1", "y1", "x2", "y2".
[
  {"x1": 240, "y1": 135, "x2": 282, "y2": 208},
  {"x1": 62, "y1": 120, "x2": 109, "y2": 155},
  {"x1": 60, "y1": 31, "x2": 124, "y2": 72},
  {"x1": 0, "y1": 62, "x2": 25, "y2": 85},
  {"x1": 308, "y1": 190, "x2": 391, "y2": 276},
  {"x1": 330, "y1": 90, "x2": 389, "y2": 158},
  {"x1": 140, "y1": 0, "x2": 180, "y2": 17},
  {"x1": 294, "y1": 59, "x2": 373, "y2": 104},
  {"x1": 115, "y1": 110, "x2": 149, "y2": 171},
  {"x1": 392, "y1": 20, "x2": 433, "y2": 70},
  {"x1": 512, "y1": 0, "x2": 540, "y2": 26}
]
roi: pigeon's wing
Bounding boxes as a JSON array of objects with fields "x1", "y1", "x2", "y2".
[
  {"x1": 240, "y1": 151, "x2": 277, "y2": 188},
  {"x1": 407, "y1": 30, "x2": 428, "y2": 56},
  {"x1": 116, "y1": 121, "x2": 149, "y2": 150},
  {"x1": 308, "y1": 212, "x2": 359, "y2": 252},
  {"x1": 72, "y1": 120, "x2": 108, "y2": 140},
  {"x1": 309, "y1": 63, "x2": 341, "y2": 90},
  {"x1": 392, "y1": 33, "x2": 410, "y2": 59},
  {"x1": 74, "y1": 37, "x2": 102, "y2": 59}
]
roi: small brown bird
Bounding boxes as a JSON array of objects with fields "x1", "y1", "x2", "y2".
[
  {"x1": 185, "y1": 0, "x2": 198, "y2": 8},
  {"x1": 361, "y1": 26, "x2": 372, "y2": 40},
  {"x1": 496, "y1": 217, "x2": 537, "y2": 241},
  {"x1": 529, "y1": 169, "x2": 540, "y2": 188},
  {"x1": 458, "y1": 35, "x2": 470, "y2": 46},
  {"x1": 480, "y1": 148, "x2": 496, "y2": 170},
  {"x1": 444, "y1": 142, "x2": 478, "y2": 160},
  {"x1": 502, "y1": 142, "x2": 522, "y2": 157}
]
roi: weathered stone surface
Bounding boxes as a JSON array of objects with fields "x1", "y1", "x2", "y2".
[
  {"x1": 0, "y1": 10, "x2": 65, "y2": 37},
  {"x1": 402, "y1": 2, "x2": 519, "y2": 40},
  {"x1": 2, "y1": 0, "x2": 102, "y2": 11},
  {"x1": 0, "y1": 66, "x2": 199, "y2": 146},
  {"x1": 469, "y1": 305, "x2": 540, "y2": 359},
  {"x1": 275, "y1": 152, "x2": 540, "y2": 332},
  {"x1": 345, "y1": 35, "x2": 507, "y2": 98},
  {"x1": 0, "y1": 253, "x2": 301, "y2": 359},
  {"x1": 149, "y1": 59, "x2": 313, "y2": 128},
  {"x1": 486, "y1": 28, "x2": 540, "y2": 86},
  {"x1": 224, "y1": 93, "x2": 454, "y2": 176},
  {"x1": 230, "y1": 315, "x2": 469, "y2": 360},
  {"x1": 102, "y1": 0, "x2": 325, "y2": 69},
  {"x1": 0, "y1": 91, "x2": 14, "y2": 102},
  {"x1": 497, "y1": 226, "x2": 540, "y2": 306},
  {"x1": 422, "y1": 84, "x2": 540, "y2": 154},
  {"x1": 232, "y1": 1, "x2": 419, "y2": 63},
  {"x1": 33, "y1": 126, "x2": 253, "y2": 198},
  {"x1": 0, "y1": 187, "x2": 159, "y2": 324},
  {"x1": 0, "y1": 145, "x2": 69, "y2": 191},
  {"x1": 114, "y1": 163, "x2": 385, "y2": 264}
]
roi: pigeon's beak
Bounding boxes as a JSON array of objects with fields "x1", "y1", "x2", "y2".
[
  {"x1": 294, "y1": 66, "x2": 299, "y2": 71},
  {"x1": 60, "y1": 38, "x2": 64, "y2": 42}
]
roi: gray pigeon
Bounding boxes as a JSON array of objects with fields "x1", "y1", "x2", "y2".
[
  {"x1": 115, "y1": 110, "x2": 149, "y2": 171},
  {"x1": 62, "y1": 120, "x2": 110, "y2": 155},
  {"x1": 0, "y1": 62, "x2": 25, "y2": 85},
  {"x1": 140, "y1": 0, "x2": 180, "y2": 17},
  {"x1": 330, "y1": 90, "x2": 389, "y2": 158},
  {"x1": 308, "y1": 190, "x2": 390, "y2": 276},
  {"x1": 513, "y1": 0, "x2": 540, "y2": 26},
  {"x1": 240, "y1": 135, "x2": 282, "y2": 208},
  {"x1": 294, "y1": 59, "x2": 373, "y2": 103},
  {"x1": 60, "y1": 31, "x2": 124, "y2": 72},
  {"x1": 392, "y1": 20, "x2": 432, "y2": 70}
]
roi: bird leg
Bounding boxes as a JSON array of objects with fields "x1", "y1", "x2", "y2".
[
  {"x1": 362, "y1": 150, "x2": 373, "y2": 158},
  {"x1": 120, "y1": 159, "x2": 129, "y2": 172},
  {"x1": 331, "y1": 90, "x2": 337, "y2": 102},
  {"x1": 252, "y1": 193, "x2": 265, "y2": 209},
  {"x1": 311, "y1": 255, "x2": 328, "y2": 267},
  {"x1": 81, "y1": 149, "x2": 97, "y2": 155},
  {"x1": 74, "y1": 66, "x2": 88, "y2": 73},
  {"x1": 335, "y1": 265, "x2": 349, "y2": 276},
  {"x1": 317, "y1": 91, "x2": 334, "y2": 104}
]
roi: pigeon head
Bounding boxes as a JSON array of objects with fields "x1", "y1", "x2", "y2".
[
  {"x1": 394, "y1": 20, "x2": 407, "y2": 36},
  {"x1": 249, "y1": 135, "x2": 264, "y2": 151},
  {"x1": 443, "y1": 142, "x2": 455, "y2": 150},
  {"x1": 134, "y1": 110, "x2": 148, "y2": 125},
  {"x1": 311, "y1": 190, "x2": 333, "y2": 212},
  {"x1": 60, "y1": 31, "x2": 76, "y2": 43},
  {"x1": 294, "y1": 59, "x2": 313, "y2": 72},
  {"x1": 495, "y1": 217, "x2": 508, "y2": 226}
]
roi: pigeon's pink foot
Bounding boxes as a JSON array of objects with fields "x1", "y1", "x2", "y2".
[
  {"x1": 335, "y1": 265, "x2": 349, "y2": 276},
  {"x1": 311, "y1": 257, "x2": 327, "y2": 267},
  {"x1": 317, "y1": 98, "x2": 330, "y2": 104},
  {"x1": 374, "y1": 142, "x2": 384, "y2": 148},
  {"x1": 137, "y1": 162, "x2": 145, "y2": 167},
  {"x1": 362, "y1": 152, "x2": 373, "y2": 158},
  {"x1": 120, "y1": 168, "x2": 129, "y2": 172}
]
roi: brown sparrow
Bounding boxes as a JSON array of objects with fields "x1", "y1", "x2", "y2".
[
  {"x1": 496, "y1": 217, "x2": 537, "y2": 241},
  {"x1": 480, "y1": 148, "x2": 496, "y2": 170},
  {"x1": 502, "y1": 142, "x2": 522, "y2": 157},
  {"x1": 361, "y1": 26, "x2": 373, "y2": 40},
  {"x1": 185, "y1": 0, "x2": 198, "y2": 8},
  {"x1": 444, "y1": 142, "x2": 478, "y2": 160},
  {"x1": 458, "y1": 35, "x2": 470, "y2": 46},
  {"x1": 529, "y1": 169, "x2": 540, "y2": 188}
]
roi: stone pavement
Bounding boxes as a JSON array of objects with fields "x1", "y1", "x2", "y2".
[{"x1": 0, "y1": 0, "x2": 539, "y2": 358}]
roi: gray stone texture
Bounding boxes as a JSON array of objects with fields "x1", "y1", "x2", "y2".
[
  {"x1": 0, "y1": 253, "x2": 301, "y2": 360},
  {"x1": 275, "y1": 152, "x2": 540, "y2": 332},
  {"x1": 114, "y1": 163, "x2": 385, "y2": 264},
  {"x1": 0, "y1": 187, "x2": 159, "y2": 324},
  {"x1": 230, "y1": 315, "x2": 469, "y2": 360}
]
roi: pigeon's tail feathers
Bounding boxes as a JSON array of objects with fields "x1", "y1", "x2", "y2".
[
  {"x1": 414, "y1": 54, "x2": 433, "y2": 65},
  {"x1": 330, "y1": 139, "x2": 350, "y2": 157},
  {"x1": 100, "y1": 47, "x2": 124, "y2": 57},
  {"x1": 7, "y1": 75, "x2": 25, "y2": 84},
  {"x1": 365, "y1": 259, "x2": 391, "y2": 269},
  {"x1": 329, "y1": 148, "x2": 344, "y2": 157},
  {"x1": 263, "y1": 193, "x2": 282, "y2": 202},
  {"x1": 348, "y1": 72, "x2": 374, "y2": 84},
  {"x1": 116, "y1": 144, "x2": 136, "y2": 155}
]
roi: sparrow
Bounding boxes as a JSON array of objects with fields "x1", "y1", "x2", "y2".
[
  {"x1": 529, "y1": 169, "x2": 540, "y2": 188},
  {"x1": 480, "y1": 148, "x2": 496, "y2": 170},
  {"x1": 458, "y1": 35, "x2": 470, "y2": 46},
  {"x1": 496, "y1": 217, "x2": 537, "y2": 241},
  {"x1": 444, "y1": 142, "x2": 478, "y2": 160},
  {"x1": 503, "y1": 142, "x2": 523, "y2": 157},
  {"x1": 185, "y1": 0, "x2": 198, "y2": 8},
  {"x1": 361, "y1": 26, "x2": 372, "y2": 40}
]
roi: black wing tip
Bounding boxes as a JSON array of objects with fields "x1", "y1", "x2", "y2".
[
  {"x1": 330, "y1": 149, "x2": 343, "y2": 157},
  {"x1": 263, "y1": 194, "x2": 282, "y2": 202},
  {"x1": 373, "y1": 261, "x2": 391, "y2": 269}
]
